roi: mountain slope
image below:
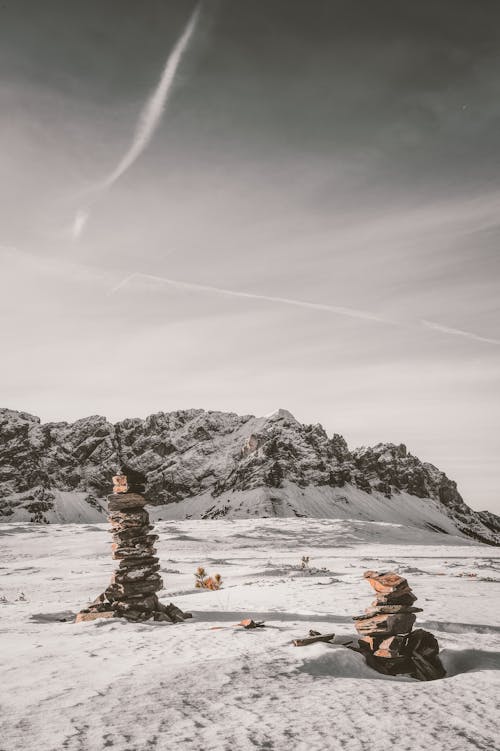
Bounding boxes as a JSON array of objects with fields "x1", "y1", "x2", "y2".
[{"x1": 0, "y1": 407, "x2": 498, "y2": 543}]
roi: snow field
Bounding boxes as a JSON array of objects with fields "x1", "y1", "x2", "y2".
[{"x1": 0, "y1": 519, "x2": 499, "y2": 751}]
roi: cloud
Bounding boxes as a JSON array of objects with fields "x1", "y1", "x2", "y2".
[{"x1": 72, "y1": 2, "x2": 202, "y2": 240}]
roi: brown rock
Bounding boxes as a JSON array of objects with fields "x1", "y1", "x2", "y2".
[
  {"x1": 108, "y1": 493, "x2": 147, "y2": 512},
  {"x1": 112, "y1": 475, "x2": 128, "y2": 493},
  {"x1": 354, "y1": 611, "x2": 416, "y2": 636},
  {"x1": 372, "y1": 587, "x2": 417, "y2": 606},
  {"x1": 374, "y1": 635, "x2": 407, "y2": 658},
  {"x1": 75, "y1": 611, "x2": 114, "y2": 623},
  {"x1": 358, "y1": 635, "x2": 385, "y2": 652},
  {"x1": 364, "y1": 604, "x2": 423, "y2": 616},
  {"x1": 363, "y1": 570, "x2": 408, "y2": 594}
]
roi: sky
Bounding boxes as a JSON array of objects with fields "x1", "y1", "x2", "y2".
[{"x1": 1, "y1": 0, "x2": 499, "y2": 512}]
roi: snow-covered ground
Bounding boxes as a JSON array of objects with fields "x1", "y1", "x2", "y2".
[{"x1": 1, "y1": 519, "x2": 499, "y2": 751}]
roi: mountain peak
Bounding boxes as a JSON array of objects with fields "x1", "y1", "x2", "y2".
[
  {"x1": 263, "y1": 408, "x2": 298, "y2": 422},
  {"x1": 0, "y1": 406, "x2": 498, "y2": 544}
]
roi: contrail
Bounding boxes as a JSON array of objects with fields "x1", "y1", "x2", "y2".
[
  {"x1": 72, "y1": 210, "x2": 89, "y2": 240},
  {"x1": 72, "y1": 2, "x2": 201, "y2": 240},
  {"x1": 109, "y1": 272, "x2": 500, "y2": 346},
  {"x1": 421, "y1": 320, "x2": 500, "y2": 346},
  {"x1": 108, "y1": 272, "x2": 393, "y2": 323}
]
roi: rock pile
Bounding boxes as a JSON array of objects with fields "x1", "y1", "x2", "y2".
[
  {"x1": 76, "y1": 470, "x2": 191, "y2": 624},
  {"x1": 353, "y1": 570, "x2": 446, "y2": 680}
]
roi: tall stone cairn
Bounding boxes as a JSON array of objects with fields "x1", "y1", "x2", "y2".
[
  {"x1": 353, "y1": 570, "x2": 446, "y2": 680},
  {"x1": 76, "y1": 470, "x2": 191, "y2": 624}
]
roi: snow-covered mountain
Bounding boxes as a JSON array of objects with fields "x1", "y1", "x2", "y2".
[{"x1": 0, "y1": 407, "x2": 498, "y2": 543}]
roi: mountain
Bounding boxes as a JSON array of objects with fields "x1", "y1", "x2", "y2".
[{"x1": 0, "y1": 407, "x2": 498, "y2": 543}]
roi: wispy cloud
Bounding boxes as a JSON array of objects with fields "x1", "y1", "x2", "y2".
[{"x1": 71, "y1": 2, "x2": 202, "y2": 240}]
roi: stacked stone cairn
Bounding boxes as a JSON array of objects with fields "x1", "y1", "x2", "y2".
[
  {"x1": 76, "y1": 468, "x2": 191, "y2": 624},
  {"x1": 353, "y1": 570, "x2": 445, "y2": 680}
]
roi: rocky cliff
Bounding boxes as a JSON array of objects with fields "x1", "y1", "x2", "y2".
[{"x1": 0, "y1": 407, "x2": 498, "y2": 543}]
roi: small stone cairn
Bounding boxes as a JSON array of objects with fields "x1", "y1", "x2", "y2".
[
  {"x1": 353, "y1": 570, "x2": 445, "y2": 680},
  {"x1": 76, "y1": 469, "x2": 191, "y2": 624}
]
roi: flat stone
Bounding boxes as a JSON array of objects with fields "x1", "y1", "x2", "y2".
[
  {"x1": 111, "y1": 545, "x2": 157, "y2": 559},
  {"x1": 372, "y1": 587, "x2": 417, "y2": 606},
  {"x1": 118, "y1": 557, "x2": 159, "y2": 570},
  {"x1": 363, "y1": 570, "x2": 409, "y2": 594},
  {"x1": 114, "y1": 595, "x2": 159, "y2": 612},
  {"x1": 108, "y1": 510, "x2": 150, "y2": 527},
  {"x1": 108, "y1": 493, "x2": 147, "y2": 512},
  {"x1": 111, "y1": 579, "x2": 163, "y2": 597},
  {"x1": 354, "y1": 611, "x2": 416, "y2": 636},
  {"x1": 364, "y1": 652, "x2": 413, "y2": 676},
  {"x1": 75, "y1": 611, "x2": 114, "y2": 623},
  {"x1": 374, "y1": 635, "x2": 408, "y2": 658},
  {"x1": 358, "y1": 635, "x2": 384, "y2": 652},
  {"x1": 364, "y1": 605, "x2": 423, "y2": 616},
  {"x1": 110, "y1": 528, "x2": 156, "y2": 543},
  {"x1": 113, "y1": 565, "x2": 161, "y2": 583},
  {"x1": 153, "y1": 611, "x2": 174, "y2": 622}
]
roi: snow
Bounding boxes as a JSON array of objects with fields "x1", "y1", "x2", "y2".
[
  {"x1": 4, "y1": 490, "x2": 108, "y2": 524},
  {"x1": 263, "y1": 408, "x2": 298, "y2": 422},
  {"x1": 150, "y1": 481, "x2": 473, "y2": 539},
  {"x1": 4, "y1": 479, "x2": 489, "y2": 548},
  {"x1": 1, "y1": 518, "x2": 499, "y2": 750},
  {"x1": 3, "y1": 482, "x2": 473, "y2": 543}
]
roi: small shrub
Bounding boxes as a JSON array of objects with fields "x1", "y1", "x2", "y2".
[
  {"x1": 301, "y1": 556, "x2": 310, "y2": 570},
  {"x1": 195, "y1": 566, "x2": 223, "y2": 590}
]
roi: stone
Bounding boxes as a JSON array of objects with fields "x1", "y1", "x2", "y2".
[
  {"x1": 353, "y1": 571, "x2": 445, "y2": 681},
  {"x1": 374, "y1": 635, "x2": 408, "y2": 658},
  {"x1": 354, "y1": 612, "x2": 416, "y2": 636},
  {"x1": 108, "y1": 493, "x2": 147, "y2": 512},
  {"x1": 372, "y1": 587, "x2": 417, "y2": 606},
  {"x1": 358, "y1": 635, "x2": 385, "y2": 652},
  {"x1": 76, "y1": 474, "x2": 190, "y2": 624},
  {"x1": 364, "y1": 652, "x2": 413, "y2": 676},
  {"x1": 112, "y1": 475, "x2": 128, "y2": 493},
  {"x1": 111, "y1": 528, "x2": 157, "y2": 544},
  {"x1": 363, "y1": 571, "x2": 408, "y2": 594},
  {"x1": 363, "y1": 604, "x2": 423, "y2": 616},
  {"x1": 112, "y1": 565, "x2": 161, "y2": 583},
  {"x1": 118, "y1": 556, "x2": 160, "y2": 571},
  {"x1": 75, "y1": 611, "x2": 114, "y2": 623},
  {"x1": 111, "y1": 545, "x2": 157, "y2": 559},
  {"x1": 407, "y1": 629, "x2": 446, "y2": 681}
]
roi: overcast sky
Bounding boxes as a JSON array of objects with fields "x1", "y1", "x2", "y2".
[{"x1": 1, "y1": 0, "x2": 499, "y2": 512}]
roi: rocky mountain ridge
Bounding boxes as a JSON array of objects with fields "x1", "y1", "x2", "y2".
[{"x1": 0, "y1": 407, "x2": 499, "y2": 544}]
